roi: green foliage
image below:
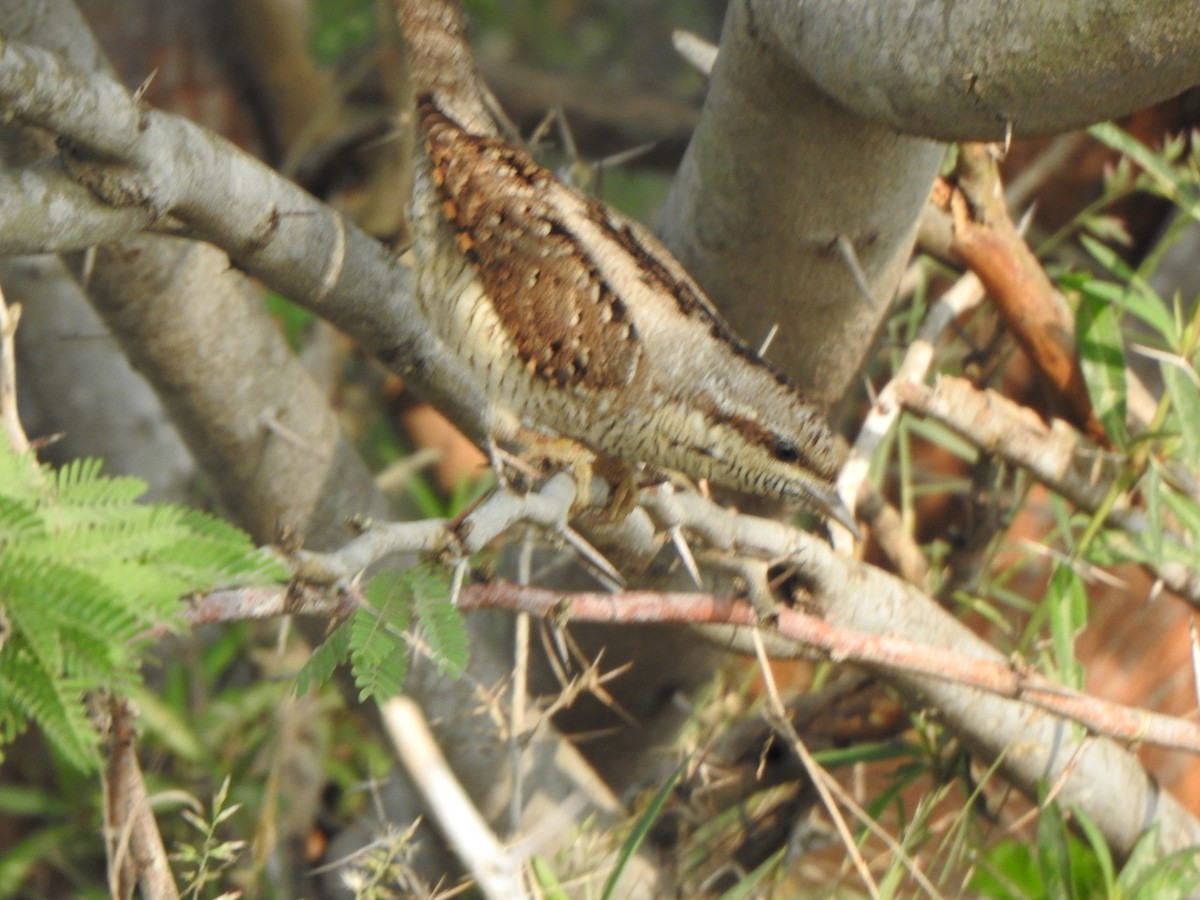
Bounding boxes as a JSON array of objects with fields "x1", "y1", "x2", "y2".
[
  {"x1": 309, "y1": 0, "x2": 375, "y2": 64},
  {"x1": 1057, "y1": 127, "x2": 1200, "y2": 597},
  {"x1": 294, "y1": 565, "x2": 466, "y2": 701},
  {"x1": 971, "y1": 799, "x2": 1200, "y2": 899},
  {"x1": 1017, "y1": 563, "x2": 1087, "y2": 689},
  {"x1": 173, "y1": 775, "x2": 246, "y2": 898},
  {"x1": 293, "y1": 616, "x2": 353, "y2": 698},
  {"x1": 1162, "y1": 361, "x2": 1200, "y2": 468},
  {"x1": 601, "y1": 764, "x2": 681, "y2": 900},
  {"x1": 716, "y1": 848, "x2": 786, "y2": 900},
  {"x1": 405, "y1": 462, "x2": 494, "y2": 521},
  {"x1": 1076, "y1": 287, "x2": 1129, "y2": 448},
  {"x1": 0, "y1": 445, "x2": 286, "y2": 771},
  {"x1": 849, "y1": 122, "x2": 1200, "y2": 897},
  {"x1": 530, "y1": 855, "x2": 571, "y2": 899},
  {"x1": 1088, "y1": 123, "x2": 1200, "y2": 223},
  {"x1": 349, "y1": 585, "x2": 411, "y2": 702},
  {"x1": 339, "y1": 821, "x2": 425, "y2": 899},
  {"x1": 0, "y1": 821, "x2": 87, "y2": 897},
  {"x1": 414, "y1": 584, "x2": 468, "y2": 678},
  {"x1": 1113, "y1": 827, "x2": 1200, "y2": 898},
  {"x1": 263, "y1": 291, "x2": 317, "y2": 352},
  {"x1": 1070, "y1": 239, "x2": 1177, "y2": 342}
]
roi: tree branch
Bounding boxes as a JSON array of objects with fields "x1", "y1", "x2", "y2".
[
  {"x1": 638, "y1": 486, "x2": 1200, "y2": 857},
  {"x1": 933, "y1": 144, "x2": 1105, "y2": 443},
  {"x1": 0, "y1": 284, "x2": 27, "y2": 452},
  {"x1": 459, "y1": 582, "x2": 1200, "y2": 755},
  {"x1": 103, "y1": 697, "x2": 180, "y2": 900},
  {"x1": 659, "y1": 0, "x2": 943, "y2": 405},
  {"x1": 380, "y1": 698, "x2": 525, "y2": 900},
  {"x1": 659, "y1": 0, "x2": 1200, "y2": 411},
  {"x1": 0, "y1": 10, "x2": 653, "y2": 891},
  {"x1": 896, "y1": 375, "x2": 1200, "y2": 605},
  {"x1": 770, "y1": 0, "x2": 1200, "y2": 141},
  {"x1": 183, "y1": 572, "x2": 1200, "y2": 751},
  {"x1": 0, "y1": 34, "x2": 494, "y2": 443},
  {"x1": 181, "y1": 467, "x2": 1200, "y2": 858}
]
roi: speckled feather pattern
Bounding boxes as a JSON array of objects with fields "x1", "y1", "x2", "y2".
[{"x1": 397, "y1": 0, "x2": 846, "y2": 519}]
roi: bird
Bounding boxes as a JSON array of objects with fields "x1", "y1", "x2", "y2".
[{"x1": 395, "y1": 0, "x2": 855, "y2": 533}]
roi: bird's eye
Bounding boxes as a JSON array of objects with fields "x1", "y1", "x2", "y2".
[{"x1": 773, "y1": 439, "x2": 801, "y2": 464}]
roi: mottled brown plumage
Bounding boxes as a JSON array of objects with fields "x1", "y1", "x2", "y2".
[
  {"x1": 396, "y1": 0, "x2": 854, "y2": 529},
  {"x1": 422, "y1": 100, "x2": 642, "y2": 393}
]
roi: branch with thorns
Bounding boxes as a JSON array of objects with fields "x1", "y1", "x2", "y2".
[{"x1": 172, "y1": 464, "x2": 1200, "y2": 757}]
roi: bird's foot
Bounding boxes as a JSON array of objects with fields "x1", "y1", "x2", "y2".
[{"x1": 497, "y1": 430, "x2": 598, "y2": 514}]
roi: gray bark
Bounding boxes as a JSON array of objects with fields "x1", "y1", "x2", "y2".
[
  {"x1": 0, "y1": 2, "x2": 650, "y2": 893},
  {"x1": 661, "y1": 0, "x2": 944, "y2": 406},
  {"x1": 3, "y1": 0, "x2": 1199, "y2": 884},
  {"x1": 660, "y1": 0, "x2": 1200, "y2": 406},
  {"x1": 785, "y1": 0, "x2": 1200, "y2": 141}
]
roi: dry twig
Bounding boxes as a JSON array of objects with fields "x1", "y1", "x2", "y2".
[
  {"x1": 932, "y1": 143, "x2": 1105, "y2": 442},
  {"x1": 0, "y1": 286, "x2": 28, "y2": 453},
  {"x1": 380, "y1": 697, "x2": 524, "y2": 900},
  {"x1": 103, "y1": 697, "x2": 180, "y2": 900},
  {"x1": 896, "y1": 375, "x2": 1200, "y2": 604}
]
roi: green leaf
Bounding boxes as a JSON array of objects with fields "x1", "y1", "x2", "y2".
[
  {"x1": 601, "y1": 765, "x2": 681, "y2": 900},
  {"x1": 1073, "y1": 243, "x2": 1177, "y2": 342},
  {"x1": 1115, "y1": 824, "x2": 1160, "y2": 893},
  {"x1": 349, "y1": 579, "x2": 411, "y2": 702},
  {"x1": 1071, "y1": 807, "x2": 1116, "y2": 899},
  {"x1": 529, "y1": 856, "x2": 570, "y2": 899},
  {"x1": 310, "y1": 0, "x2": 375, "y2": 64},
  {"x1": 1036, "y1": 798, "x2": 1075, "y2": 900},
  {"x1": 414, "y1": 591, "x2": 468, "y2": 679},
  {"x1": 52, "y1": 457, "x2": 145, "y2": 506},
  {"x1": 1088, "y1": 122, "x2": 1200, "y2": 222},
  {"x1": 349, "y1": 611, "x2": 408, "y2": 702},
  {"x1": 0, "y1": 442, "x2": 286, "y2": 771},
  {"x1": 1076, "y1": 290, "x2": 1129, "y2": 447},
  {"x1": 970, "y1": 839, "x2": 1040, "y2": 899},
  {"x1": 366, "y1": 572, "x2": 414, "y2": 626},
  {"x1": 717, "y1": 847, "x2": 785, "y2": 900},
  {"x1": 1144, "y1": 464, "x2": 1164, "y2": 570},
  {"x1": 811, "y1": 740, "x2": 918, "y2": 768},
  {"x1": 1081, "y1": 213, "x2": 1133, "y2": 247},
  {"x1": 0, "y1": 495, "x2": 46, "y2": 545},
  {"x1": 1162, "y1": 362, "x2": 1200, "y2": 468},
  {"x1": 264, "y1": 291, "x2": 317, "y2": 351},
  {"x1": 0, "y1": 823, "x2": 81, "y2": 897},
  {"x1": 900, "y1": 414, "x2": 979, "y2": 463},
  {"x1": 1124, "y1": 846, "x2": 1200, "y2": 898},
  {"x1": 123, "y1": 684, "x2": 206, "y2": 764},
  {"x1": 447, "y1": 470, "x2": 494, "y2": 517},
  {"x1": 295, "y1": 620, "x2": 353, "y2": 696},
  {"x1": 1046, "y1": 564, "x2": 1086, "y2": 689},
  {"x1": 0, "y1": 650, "x2": 97, "y2": 771},
  {"x1": 1160, "y1": 487, "x2": 1200, "y2": 544},
  {"x1": 0, "y1": 782, "x2": 72, "y2": 817}
]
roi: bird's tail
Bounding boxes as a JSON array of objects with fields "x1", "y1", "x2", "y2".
[{"x1": 394, "y1": 0, "x2": 496, "y2": 136}]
